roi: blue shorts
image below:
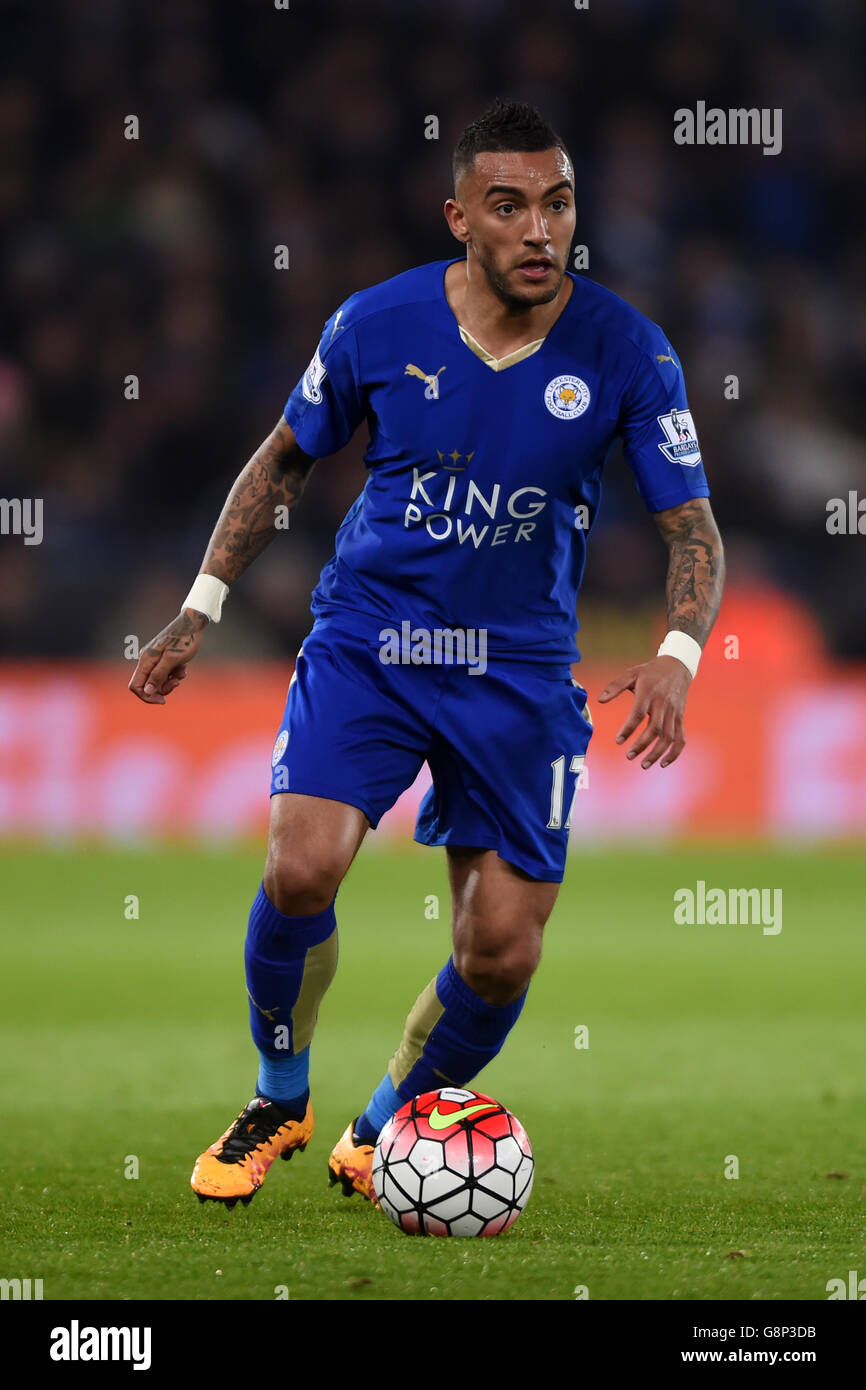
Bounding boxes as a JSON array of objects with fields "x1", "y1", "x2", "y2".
[{"x1": 269, "y1": 621, "x2": 593, "y2": 883}]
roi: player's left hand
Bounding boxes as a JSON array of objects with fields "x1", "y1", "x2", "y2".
[{"x1": 597, "y1": 655, "x2": 691, "y2": 769}]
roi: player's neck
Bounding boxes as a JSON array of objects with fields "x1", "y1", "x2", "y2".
[{"x1": 444, "y1": 258, "x2": 573, "y2": 358}]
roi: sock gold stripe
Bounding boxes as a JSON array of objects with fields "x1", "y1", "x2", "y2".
[{"x1": 387, "y1": 975, "x2": 445, "y2": 1090}]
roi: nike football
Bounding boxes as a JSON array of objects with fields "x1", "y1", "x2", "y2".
[{"x1": 371, "y1": 1087, "x2": 534, "y2": 1236}]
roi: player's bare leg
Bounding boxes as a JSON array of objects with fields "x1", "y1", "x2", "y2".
[
  {"x1": 446, "y1": 846, "x2": 558, "y2": 1005},
  {"x1": 335, "y1": 846, "x2": 558, "y2": 1203},
  {"x1": 191, "y1": 793, "x2": 368, "y2": 1206},
  {"x1": 263, "y1": 791, "x2": 369, "y2": 915}
]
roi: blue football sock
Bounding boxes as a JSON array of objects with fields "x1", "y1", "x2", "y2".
[
  {"x1": 356, "y1": 956, "x2": 527, "y2": 1141},
  {"x1": 256, "y1": 1048, "x2": 311, "y2": 1116},
  {"x1": 244, "y1": 881, "x2": 338, "y2": 1114},
  {"x1": 354, "y1": 1074, "x2": 400, "y2": 1142}
]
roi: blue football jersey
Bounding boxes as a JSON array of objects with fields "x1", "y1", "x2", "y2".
[{"x1": 284, "y1": 258, "x2": 710, "y2": 663}]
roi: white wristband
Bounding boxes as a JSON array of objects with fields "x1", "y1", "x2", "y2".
[
  {"x1": 182, "y1": 574, "x2": 229, "y2": 624},
  {"x1": 657, "y1": 629, "x2": 702, "y2": 678}
]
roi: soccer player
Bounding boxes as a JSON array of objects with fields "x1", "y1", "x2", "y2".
[{"x1": 129, "y1": 100, "x2": 724, "y2": 1208}]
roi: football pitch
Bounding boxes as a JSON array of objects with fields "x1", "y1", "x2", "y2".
[{"x1": 0, "y1": 842, "x2": 862, "y2": 1303}]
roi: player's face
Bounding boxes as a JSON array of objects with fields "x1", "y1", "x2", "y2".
[{"x1": 449, "y1": 148, "x2": 576, "y2": 308}]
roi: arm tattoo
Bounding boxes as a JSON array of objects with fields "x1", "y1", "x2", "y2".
[
  {"x1": 653, "y1": 498, "x2": 725, "y2": 646},
  {"x1": 151, "y1": 609, "x2": 205, "y2": 655},
  {"x1": 199, "y1": 418, "x2": 315, "y2": 586}
]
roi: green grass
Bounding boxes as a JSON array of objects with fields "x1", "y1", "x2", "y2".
[{"x1": 0, "y1": 843, "x2": 863, "y2": 1301}]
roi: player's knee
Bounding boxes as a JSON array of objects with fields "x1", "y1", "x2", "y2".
[
  {"x1": 263, "y1": 844, "x2": 342, "y2": 917},
  {"x1": 454, "y1": 943, "x2": 540, "y2": 1005}
]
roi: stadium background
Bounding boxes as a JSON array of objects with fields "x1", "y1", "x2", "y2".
[
  {"x1": 1, "y1": 0, "x2": 865, "y2": 1310},
  {"x1": 1, "y1": 0, "x2": 864, "y2": 846},
  {"x1": 1, "y1": 0, "x2": 866, "y2": 839}
]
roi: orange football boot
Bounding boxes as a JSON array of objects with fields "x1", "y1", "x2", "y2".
[
  {"x1": 191, "y1": 1096, "x2": 313, "y2": 1207},
  {"x1": 328, "y1": 1119, "x2": 379, "y2": 1205}
]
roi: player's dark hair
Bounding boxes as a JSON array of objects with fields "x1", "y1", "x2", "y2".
[{"x1": 452, "y1": 99, "x2": 569, "y2": 188}]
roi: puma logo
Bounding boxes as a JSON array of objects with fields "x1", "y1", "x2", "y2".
[
  {"x1": 247, "y1": 989, "x2": 279, "y2": 1022},
  {"x1": 405, "y1": 363, "x2": 447, "y2": 400}
]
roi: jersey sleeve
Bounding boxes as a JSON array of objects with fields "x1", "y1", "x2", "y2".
[
  {"x1": 284, "y1": 305, "x2": 365, "y2": 459},
  {"x1": 618, "y1": 330, "x2": 710, "y2": 512}
]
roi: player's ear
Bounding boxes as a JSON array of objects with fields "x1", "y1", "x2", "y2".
[{"x1": 444, "y1": 197, "x2": 471, "y2": 244}]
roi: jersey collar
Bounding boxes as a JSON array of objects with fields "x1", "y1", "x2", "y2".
[
  {"x1": 440, "y1": 257, "x2": 578, "y2": 373},
  {"x1": 457, "y1": 325, "x2": 546, "y2": 372}
]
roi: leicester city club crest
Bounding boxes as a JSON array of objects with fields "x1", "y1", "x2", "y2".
[{"x1": 544, "y1": 375, "x2": 591, "y2": 420}]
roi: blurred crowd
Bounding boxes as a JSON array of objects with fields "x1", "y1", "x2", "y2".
[{"x1": 1, "y1": 0, "x2": 865, "y2": 662}]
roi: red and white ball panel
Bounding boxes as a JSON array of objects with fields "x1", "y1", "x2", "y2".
[{"x1": 372, "y1": 1087, "x2": 534, "y2": 1237}]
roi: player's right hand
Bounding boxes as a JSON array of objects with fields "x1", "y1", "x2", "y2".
[{"x1": 128, "y1": 609, "x2": 209, "y2": 705}]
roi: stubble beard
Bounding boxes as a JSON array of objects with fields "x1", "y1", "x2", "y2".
[{"x1": 472, "y1": 238, "x2": 565, "y2": 311}]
